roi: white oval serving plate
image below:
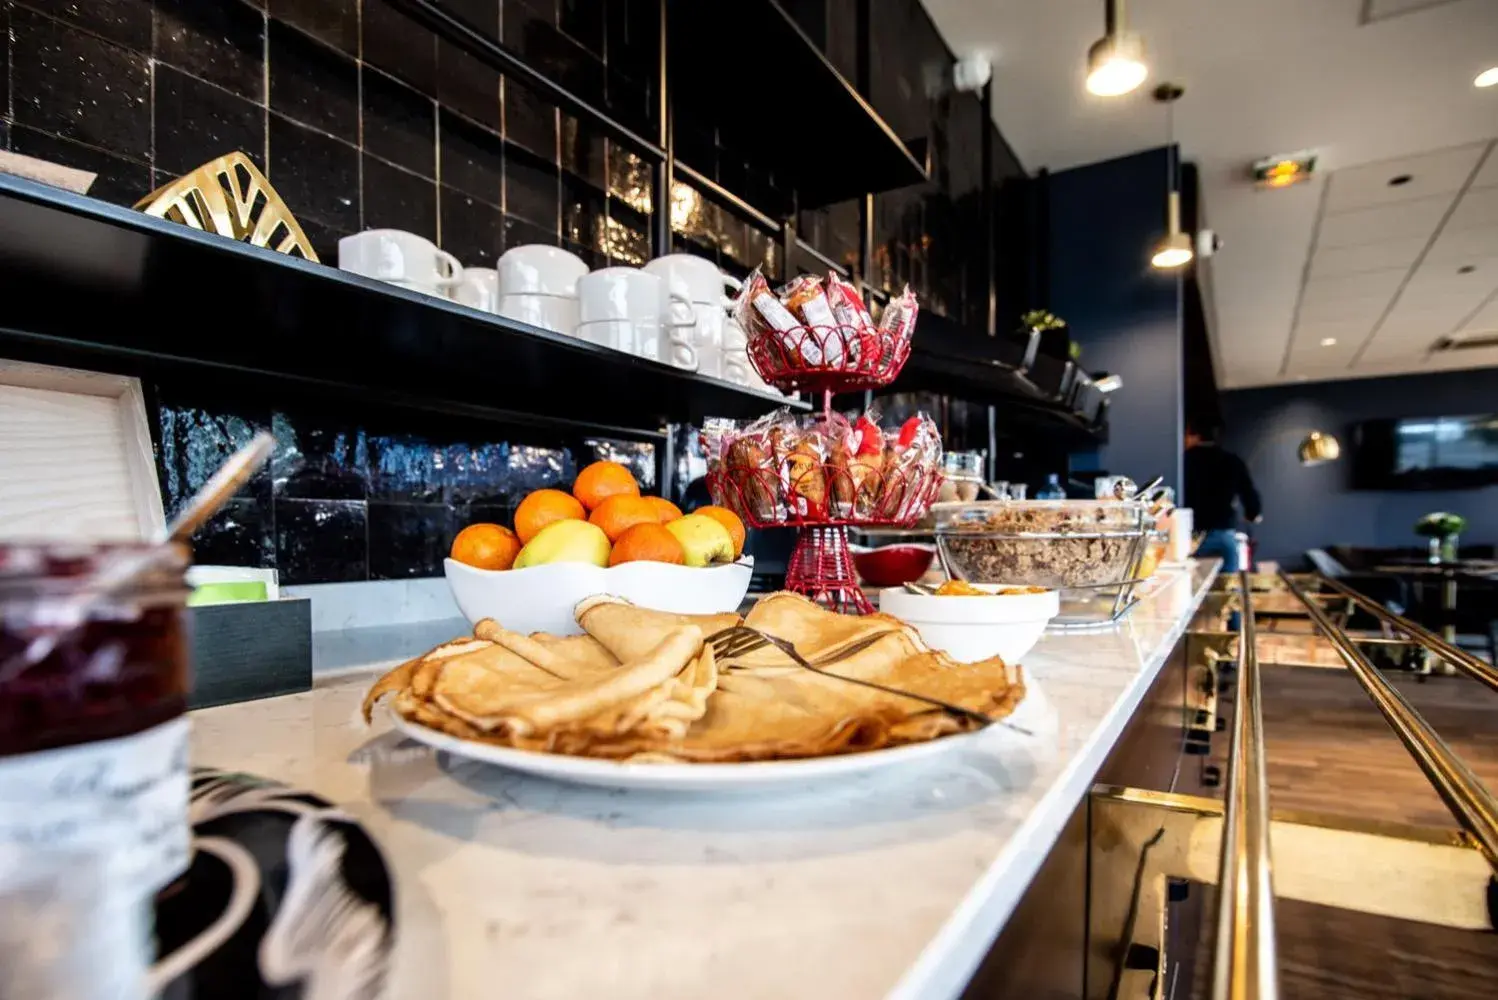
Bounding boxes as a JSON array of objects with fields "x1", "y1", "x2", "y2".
[{"x1": 390, "y1": 678, "x2": 1051, "y2": 793}]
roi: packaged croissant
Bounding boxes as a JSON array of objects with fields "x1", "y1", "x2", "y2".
[
  {"x1": 875, "y1": 284, "x2": 919, "y2": 364},
  {"x1": 781, "y1": 274, "x2": 841, "y2": 366},
  {"x1": 847, "y1": 411, "x2": 887, "y2": 519},
  {"x1": 734, "y1": 267, "x2": 798, "y2": 344},
  {"x1": 815, "y1": 411, "x2": 857, "y2": 519},
  {"x1": 714, "y1": 408, "x2": 790, "y2": 523},
  {"x1": 883, "y1": 413, "x2": 941, "y2": 520},
  {"x1": 781, "y1": 415, "x2": 830, "y2": 519}
]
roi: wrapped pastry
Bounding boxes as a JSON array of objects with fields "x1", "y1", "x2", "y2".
[
  {"x1": 849, "y1": 413, "x2": 886, "y2": 518},
  {"x1": 781, "y1": 275, "x2": 841, "y2": 366},
  {"x1": 826, "y1": 273, "x2": 878, "y2": 369},
  {"x1": 735, "y1": 267, "x2": 799, "y2": 343},
  {"x1": 875, "y1": 284, "x2": 919, "y2": 365},
  {"x1": 782, "y1": 426, "x2": 828, "y2": 519},
  {"x1": 819, "y1": 412, "x2": 856, "y2": 519},
  {"x1": 725, "y1": 435, "x2": 778, "y2": 522},
  {"x1": 883, "y1": 414, "x2": 941, "y2": 520}
]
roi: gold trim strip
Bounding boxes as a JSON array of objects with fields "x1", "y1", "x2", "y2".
[{"x1": 1212, "y1": 571, "x2": 1280, "y2": 1000}]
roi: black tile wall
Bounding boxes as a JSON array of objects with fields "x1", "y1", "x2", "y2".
[
  {"x1": 151, "y1": 378, "x2": 637, "y2": 584},
  {"x1": 0, "y1": 0, "x2": 652, "y2": 273}
]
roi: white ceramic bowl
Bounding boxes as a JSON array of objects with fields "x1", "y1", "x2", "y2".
[
  {"x1": 444, "y1": 557, "x2": 754, "y2": 636},
  {"x1": 878, "y1": 585, "x2": 1060, "y2": 664}
]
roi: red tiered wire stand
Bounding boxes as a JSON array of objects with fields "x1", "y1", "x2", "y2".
[{"x1": 707, "y1": 322, "x2": 939, "y2": 614}]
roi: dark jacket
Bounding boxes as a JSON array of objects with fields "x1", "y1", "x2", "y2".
[{"x1": 1184, "y1": 444, "x2": 1262, "y2": 532}]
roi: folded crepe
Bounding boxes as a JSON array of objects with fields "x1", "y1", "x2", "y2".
[{"x1": 364, "y1": 592, "x2": 1023, "y2": 763}]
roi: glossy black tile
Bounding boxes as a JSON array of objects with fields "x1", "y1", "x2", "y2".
[
  {"x1": 502, "y1": 76, "x2": 557, "y2": 162},
  {"x1": 154, "y1": 392, "x2": 272, "y2": 515},
  {"x1": 603, "y1": 72, "x2": 651, "y2": 137},
  {"x1": 153, "y1": 0, "x2": 265, "y2": 101},
  {"x1": 191, "y1": 498, "x2": 275, "y2": 569},
  {"x1": 504, "y1": 444, "x2": 576, "y2": 493},
  {"x1": 586, "y1": 438, "x2": 655, "y2": 490},
  {"x1": 363, "y1": 67, "x2": 436, "y2": 178},
  {"x1": 438, "y1": 110, "x2": 504, "y2": 205},
  {"x1": 294, "y1": 215, "x2": 352, "y2": 267},
  {"x1": 604, "y1": 0, "x2": 656, "y2": 84},
  {"x1": 367, "y1": 502, "x2": 452, "y2": 579},
  {"x1": 606, "y1": 142, "x2": 652, "y2": 214},
  {"x1": 271, "y1": 411, "x2": 369, "y2": 500},
  {"x1": 20, "y1": 0, "x2": 152, "y2": 51},
  {"x1": 268, "y1": 0, "x2": 357, "y2": 55},
  {"x1": 439, "y1": 187, "x2": 503, "y2": 267},
  {"x1": 267, "y1": 114, "x2": 360, "y2": 231},
  {"x1": 559, "y1": 113, "x2": 606, "y2": 190},
  {"x1": 275, "y1": 499, "x2": 367, "y2": 583},
  {"x1": 9, "y1": 8, "x2": 150, "y2": 159},
  {"x1": 362, "y1": 154, "x2": 438, "y2": 239},
  {"x1": 442, "y1": 441, "x2": 514, "y2": 503},
  {"x1": 268, "y1": 19, "x2": 359, "y2": 144},
  {"x1": 603, "y1": 202, "x2": 649, "y2": 265},
  {"x1": 435, "y1": 40, "x2": 503, "y2": 134},
  {"x1": 8, "y1": 125, "x2": 151, "y2": 206},
  {"x1": 368, "y1": 434, "x2": 446, "y2": 502},
  {"x1": 505, "y1": 146, "x2": 559, "y2": 229},
  {"x1": 153, "y1": 65, "x2": 266, "y2": 176},
  {"x1": 454, "y1": 504, "x2": 516, "y2": 534},
  {"x1": 502, "y1": 0, "x2": 553, "y2": 56},
  {"x1": 502, "y1": 214, "x2": 560, "y2": 252},
  {"x1": 562, "y1": 174, "x2": 606, "y2": 253},
  {"x1": 361, "y1": 0, "x2": 437, "y2": 95},
  {"x1": 564, "y1": 239, "x2": 606, "y2": 272},
  {"x1": 541, "y1": 31, "x2": 604, "y2": 108},
  {"x1": 441, "y1": 0, "x2": 500, "y2": 41},
  {"x1": 557, "y1": 0, "x2": 603, "y2": 57}
]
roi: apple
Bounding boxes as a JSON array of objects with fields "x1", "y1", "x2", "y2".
[
  {"x1": 513, "y1": 519, "x2": 610, "y2": 569},
  {"x1": 664, "y1": 514, "x2": 735, "y2": 567}
]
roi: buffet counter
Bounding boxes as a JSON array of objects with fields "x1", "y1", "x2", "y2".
[{"x1": 190, "y1": 560, "x2": 1221, "y2": 1000}]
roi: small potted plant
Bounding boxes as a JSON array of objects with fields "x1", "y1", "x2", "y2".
[{"x1": 1414, "y1": 512, "x2": 1467, "y2": 563}]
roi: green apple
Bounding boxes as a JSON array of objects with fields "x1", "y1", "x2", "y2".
[
  {"x1": 665, "y1": 514, "x2": 735, "y2": 567},
  {"x1": 513, "y1": 519, "x2": 610, "y2": 569}
]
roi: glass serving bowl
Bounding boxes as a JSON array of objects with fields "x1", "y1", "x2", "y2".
[{"x1": 931, "y1": 499, "x2": 1150, "y2": 590}]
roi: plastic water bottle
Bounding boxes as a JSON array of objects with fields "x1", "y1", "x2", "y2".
[{"x1": 1036, "y1": 474, "x2": 1065, "y2": 500}]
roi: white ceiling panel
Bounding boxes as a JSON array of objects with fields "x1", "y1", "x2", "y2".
[
  {"x1": 1458, "y1": 295, "x2": 1498, "y2": 333},
  {"x1": 1449, "y1": 186, "x2": 1498, "y2": 228},
  {"x1": 1364, "y1": 0, "x2": 1468, "y2": 23},
  {"x1": 1322, "y1": 143, "x2": 1487, "y2": 213},
  {"x1": 1423, "y1": 224, "x2": 1498, "y2": 263},
  {"x1": 1298, "y1": 294, "x2": 1394, "y2": 324},
  {"x1": 1299, "y1": 268, "x2": 1407, "y2": 305},
  {"x1": 1374, "y1": 308, "x2": 1467, "y2": 342},
  {"x1": 1470, "y1": 150, "x2": 1498, "y2": 190},
  {"x1": 1316, "y1": 197, "x2": 1451, "y2": 248},
  {"x1": 1309, "y1": 238, "x2": 1429, "y2": 277},
  {"x1": 1293, "y1": 318, "x2": 1377, "y2": 341}
]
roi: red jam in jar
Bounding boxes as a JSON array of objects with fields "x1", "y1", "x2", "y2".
[{"x1": 0, "y1": 542, "x2": 192, "y2": 897}]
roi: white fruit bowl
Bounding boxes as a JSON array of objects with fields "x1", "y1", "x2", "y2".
[
  {"x1": 443, "y1": 557, "x2": 755, "y2": 636},
  {"x1": 878, "y1": 585, "x2": 1059, "y2": 664}
]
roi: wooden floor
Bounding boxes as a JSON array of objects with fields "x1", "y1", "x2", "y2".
[{"x1": 1198, "y1": 663, "x2": 1498, "y2": 999}]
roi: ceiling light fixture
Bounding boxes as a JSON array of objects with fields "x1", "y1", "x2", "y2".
[
  {"x1": 1086, "y1": 0, "x2": 1149, "y2": 97},
  {"x1": 1475, "y1": 67, "x2": 1498, "y2": 88},
  {"x1": 1319, "y1": 337, "x2": 1338, "y2": 347},
  {"x1": 1150, "y1": 83, "x2": 1193, "y2": 270},
  {"x1": 1298, "y1": 431, "x2": 1341, "y2": 467},
  {"x1": 1388, "y1": 174, "x2": 1413, "y2": 187}
]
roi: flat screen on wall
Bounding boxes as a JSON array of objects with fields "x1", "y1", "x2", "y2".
[{"x1": 1352, "y1": 414, "x2": 1498, "y2": 490}]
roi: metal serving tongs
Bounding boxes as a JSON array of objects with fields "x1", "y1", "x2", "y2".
[{"x1": 707, "y1": 624, "x2": 1026, "y2": 732}]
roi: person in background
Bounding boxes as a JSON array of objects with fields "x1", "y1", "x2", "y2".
[{"x1": 1184, "y1": 420, "x2": 1262, "y2": 572}]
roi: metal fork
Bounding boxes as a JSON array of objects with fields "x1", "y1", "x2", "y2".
[{"x1": 707, "y1": 625, "x2": 1002, "y2": 729}]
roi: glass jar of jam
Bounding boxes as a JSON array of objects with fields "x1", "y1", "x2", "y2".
[{"x1": 0, "y1": 541, "x2": 192, "y2": 900}]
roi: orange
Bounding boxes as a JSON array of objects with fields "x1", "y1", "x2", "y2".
[
  {"x1": 588, "y1": 494, "x2": 661, "y2": 543},
  {"x1": 608, "y1": 522, "x2": 685, "y2": 566},
  {"x1": 450, "y1": 523, "x2": 521, "y2": 571},
  {"x1": 693, "y1": 505, "x2": 746, "y2": 559},
  {"x1": 572, "y1": 460, "x2": 640, "y2": 512},
  {"x1": 513, "y1": 488, "x2": 586, "y2": 544},
  {"x1": 644, "y1": 496, "x2": 683, "y2": 522}
]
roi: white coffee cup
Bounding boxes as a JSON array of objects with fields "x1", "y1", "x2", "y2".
[
  {"x1": 643, "y1": 254, "x2": 742, "y2": 310},
  {"x1": 338, "y1": 229, "x2": 463, "y2": 289},
  {"x1": 496, "y1": 292, "x2": 579, "y2": 336},
  {"x1": 450, "y1": 267, "x2": 499, "y2": 312},
  {"x1": 497, "y1": 244, "x2": 588, "y2": 297},
  {"x1": 576, "y1": 267, "x2": 698, "y2": 370}
]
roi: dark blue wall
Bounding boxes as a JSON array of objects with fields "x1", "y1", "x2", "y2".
[
  {"x1": 1221, "y1": 368, "x2": 1498, "y2": 566},
  {"x1": 1049, "y1": 148, "x2": 1184, "y2": 494}
]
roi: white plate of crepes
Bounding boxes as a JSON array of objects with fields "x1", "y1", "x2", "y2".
[{"x1": 363, "y1": 592, "x2": 1048, "y2": 792}]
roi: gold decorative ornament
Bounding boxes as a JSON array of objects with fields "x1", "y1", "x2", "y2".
[
  {"x1": 1297, "y1": 431, "x2": 1341, "y2": 466},
  {"x1": 134, "y1": 152, "x2": 319, "y2": 262}
]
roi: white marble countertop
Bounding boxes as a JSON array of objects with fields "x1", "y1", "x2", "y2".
[{"x1": 191, "y1": 561, "x2": 1220, "y2": 1000}]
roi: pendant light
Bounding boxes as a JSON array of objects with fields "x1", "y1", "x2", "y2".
[
  {"x1": 1298, "y1": 431, "x2": 1341, "y2": 466},
  {"x1": 1086, "y1": 0, "x2": 1149, "y2": 97},
  {"x1": 1151, "y1": 83, "x2": 1194, "y2": 270}
]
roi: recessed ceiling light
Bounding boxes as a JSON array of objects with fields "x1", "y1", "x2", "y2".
[
  {"x1": 1458, "y1": 264, "x2": 1476, "y2": 274},
  {"x1": 1388, "y1": 174, "x2": 1413, "y2": 187},
  {"x1": 1475, "y1": 67, "x2": 1498, "y2": 88},
  {"x1": 1319, "y1": 337, "x2": 1338, "y2": 347}
]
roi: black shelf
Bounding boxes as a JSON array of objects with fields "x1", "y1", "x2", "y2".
[
  {"x1": 668, "y1": 0, "x2": 928, "y2": 210},
  {"x1": 0, "y1": 175, "x2": 804, "y2": 433},
  {"x1": 890, "y1": 312, "x2": 1108, "y2": 444}
]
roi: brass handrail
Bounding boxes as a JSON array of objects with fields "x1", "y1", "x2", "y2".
[
  {"x1": 1212, "y1": 572, "x2": 1280, "y2": 1000},
  {"x1": 1316, "y1": 573, "x2": 1498, "y2": 695},
  {"x1": 1279, "y1": 572, "x2": 1498, "y2": 872}
]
